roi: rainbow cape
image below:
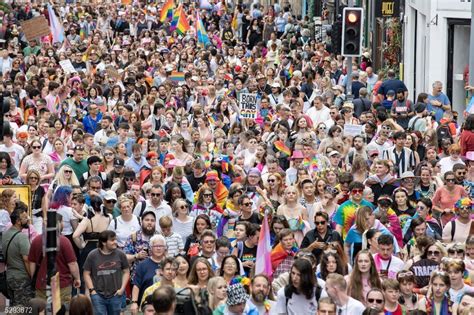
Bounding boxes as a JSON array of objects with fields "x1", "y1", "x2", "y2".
[
  {"x1": 271, "y1": 242, "x2": 298, "y2": 271},
  {"x1": 160, "y1": 0, "x2": 174, "y2": 22},
  {"x1": 274, "y1": 140, "x2": 291, "y2": 156}
]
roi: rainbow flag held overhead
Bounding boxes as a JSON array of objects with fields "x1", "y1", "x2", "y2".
[
  {"x1": 160, "y1": 0, "x2": 174, "y2": 22},
  {"x1": 47, "y1": 4, "x2": 64, "y2": 43},
  {"x1": 255, "y1": 213, "x2": 272, "y2": 277},
  {"x1": 196, "y1": 11, "x2": 210, "y2": 46},
  {"x1": 175, "y1": 6, "x2": 190, "y2": 35},
  {"x1": 274, "y1": 140, "x2": 291, "y2": 156},
  {"x1": 169, "y1": 71, "x2": 185, "y2": 81}
]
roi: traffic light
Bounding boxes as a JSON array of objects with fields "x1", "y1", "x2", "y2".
[{"x1": 341, "y1": 7, "x2": 363, "y2": 57}]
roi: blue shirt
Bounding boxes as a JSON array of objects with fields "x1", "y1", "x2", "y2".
[
  {"x1": 106, "y1": 136, "x2": 135, "y2": 156},
  {"x1": 82, "y1": 113, "x2": 102, "y2": 135},
  {"x1": 134, "y1": 257, "x2": 162, "y2": 304},
  {"x1": 124, "y1": 157, "x2": 149, "y2": 174},
  {"x1": 427, "y1": 93, "x2": 450, "y2": 122}
]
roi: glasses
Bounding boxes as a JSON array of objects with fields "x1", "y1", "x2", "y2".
[
  {"x1": 367, "y1": 298, "x2": 383, "y2": 304},
  {"x1": 448, "y1": 248, "x2": 464, "y2": 254},
  {"x1": 74, "y1": 146, "x2": 84, "y2": 150},
  {"x1": 66, "y1": 154, "x2": 73, "y2": 158},
  {"x1": 243, "y1": 202, "x2": 252, "y2": 206},
  {"x1": 152, "y1": 245, "x2": 166, "y2": 249},
  {"x1": 459, "y1": 206, "x2": 472, "y2": 211},
  {"x1": 351, "y1": 189, "x2": 363, "y2": 194},
  {"x1": 267, "y1": 179, "x2": 275, "y2": 183},
  {"x1": 370, "y1": 153, "x2": 379, "y2": 158},
  {"x1": 104, "y1": 152, "x2": 114, "y2": 156},
  {"x1": 32, "y1": 146, "x2": 41, "y2": 149},
  {"x1": 29, "y1": 177, "x2": 39, "y2": 180},
  {"x1": 427, "y1": 250, "x2": 441, "y2": 256},
  {"x1": 446, "y1": 178, "x2": 455, "y2": 182},
  {"x1": 202, "y1": 240, "x2": 215, "y2": 244},
  {"x1": 397, "y1": 271, "x2": 414, "y2": 278},
  {"x1": 457, "y1": 172, "x2": 466, "y2": 175},
  {"x1": 315, "y1": 221, "x2": 326, "y2": 226},
  {"x1": 151, "y1": 193, "x2": 161, "y2": 197},
  {"x1": 179, "y1": 205, "x2": 188, "y2": 209},
  {"x1": 4, "y1": 114, "x2": 11, "y2": 118},
  {"x1": 203, "y1": 193, "x2": 213, "y2": 197}
]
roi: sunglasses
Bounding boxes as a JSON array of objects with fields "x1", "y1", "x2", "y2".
[
  {"x1": 29, "y1": 177, "x2": 39, "y2": 180},
  {"x1": 427, "y1": 250, "x2": 441, "y2": 256},
  {"x1": 66, "y1": 154, "x2": 73, "y2": 158},
  {"x1": 203, "y1": 193, "x2": 213, "y2": 197},
  {"x1": 367, "y1": 298, "x2": 383, "y2": 304},
  {"x1": 32, "y1": 146, "x2": 41, "y2": 149},
  {"x1": 267, "y1": 179, "x2": 276, "y2": 183},
  {"x1": 125, "y1": 178, "x2": 135, "y2": 182},
  {"x1": 448, "y1": 249, "x2": 464, "y2": 254},
  {"x1": 243, "y1": 202, "x2": 253, "y2": 206},
  {"x1": 325, "y1": 186, "x2": 338, "y2": 195},
  {"x1": 446, "y1": 178, "x2": 456, "y2": 182},
  {"x1": 179, "y1": 205, "x2": 188, "y2": 209},
  {"x1": 351, "y1": 189, "x2": 363, "y2": 194},
  {"x1": 315, "y1": 221, "x2": 326, "y2": 226},
  {"x1": 75, "y1": 146, "x2": 84, "y2": 150},
  {"x1": 64, "y1": 170, "x2": 73, "y2": 174},
  {"x1": 457, "y1": 172, "x2": 466, "y2": 175},
  {"x1": 104, "y1": 152, "x2": 114, "y2": 156},
  {"x1": 151, "y1": 193, "x2": 161, "y2": 197},
  {"x1": 397, "y1": 271, "x2": 414, "y2": 278},
  {"x1": 202, "y1": 240, "x2": 215, "y2": 244}
]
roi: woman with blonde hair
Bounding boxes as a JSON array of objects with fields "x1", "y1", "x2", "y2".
[
  {"x1": 277, "y1": 185, "x2": 309, "y2": 245},
  {"x1": 172, "y1": 198, "x2": 194, "y2": 243},
  {"x1": 27, "y1": 170, "x2": 48, "y2": 233},
  {"x1": 207, "y1": 276, "x2": 228, "y2": 310},
  {"x1": 47, "y1": 165, "x2": 80, "y2": 200}
]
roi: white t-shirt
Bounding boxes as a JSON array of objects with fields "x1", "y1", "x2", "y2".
[
  {"x1": 57, "y1": 205, "x2": 74, "y2": 235},
  {"x1": 275, "y1": 287, "x2": 318, "y2": 315},
  {"x1": 442, "y1": 219, "x2": 472, "y2": 243},
  {"x1": 439, "y1": 156, "x2": 465, "y2": 175},
  {"x1": 336, "y1": 297, "x2": 365, "y2": 315},
  {"x1": 108, "y1": 215, "x2": 141, "y2": 247},
  {"x1": 375, "y1": 255, "x2": 405, "y2": 279},
  {"x1": 306, "y1": 106, "x2": 331, "y2": 126},
  {"x1": 0, "y1": 209, "x2": 11, "y2": 232},
  {"x1": 0, "y1": 143, "x2": 25, "y2": 169}
]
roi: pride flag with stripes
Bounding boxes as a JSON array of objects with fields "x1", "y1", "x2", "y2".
[
  {"x1": 160, "y1": 0, "x2": 174, "y2": 22},
  {"x1": 47, "y1": 5, "x2": 64, "y2": 43},
  {"x1": 255, "y1": 213, "x2": 272, "y2": 277},
  {"x1": 169, "y1": 71, "x2": 185, "y2": 81},
  {"x1": 196, "y1": 11, "x2": 210, "y2": 46}
]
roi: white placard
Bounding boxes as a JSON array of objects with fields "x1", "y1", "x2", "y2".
[
  {"x1": 239, "y1": 93, "x2": 259, "y2": 119},
  {"x1": 344, "y1": 124, "x2": 363, "y2": 136},
  {"x1": 59, "y1": 59, "x2": 76, "y2": 74}
]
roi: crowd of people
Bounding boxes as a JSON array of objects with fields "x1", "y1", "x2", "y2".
[{"x1": 0, "y1": 1, "x2": 474, "y2": 315}]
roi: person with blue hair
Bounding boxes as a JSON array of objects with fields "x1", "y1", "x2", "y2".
[{"x1": 52, "y1": 185, "x2": 76, "y2": 246}]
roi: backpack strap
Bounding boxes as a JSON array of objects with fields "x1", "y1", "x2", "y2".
[
  {"x1": 284, "y1": 285, "x2": 292, "y2": 311},
  {"x1": 451, "y1": 220, "x2": 456, "y2": 242},
  {"x1": 41, "y1": 138, "x2": 48, "y2": 150},
  {"x1": 4, "y1": 231, "x2": 21, "y2": 265},
  {"x1": 409, "y1": 116, "x2": 421, "y2": 130},
  {"x1": 237, "y1": 241, "x2": 244, "y2": 259},
  {"x1": 139, "y1": 201, "x2": 147, "y2": 217},
  {"x1": 114, "y1": 218, "x2": 117, "y2": 230}
]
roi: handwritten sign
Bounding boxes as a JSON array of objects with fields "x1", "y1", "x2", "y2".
[
  {"x1": 343, "y1": 124, "x2": 363, "y2": 137},
  {"x1": 59, "y1": 59, "x2": 76, "y2": 74},
  {"x1": 20, "y1": 16, "x2": 51, "y2": 41},
  {"x1": 239, "y1": 93, "x2": 258, "y2": 119}
]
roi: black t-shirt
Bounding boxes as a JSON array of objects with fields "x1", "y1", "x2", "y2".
[
  {"x1": 238, "y1": 242, "x2": 257, "y2": 276},
  {"x1": 377, "y1": 79, "x2": 408, "y2": 97},
  {"x1": 186, "y1": 174, "x2": 206, "y2": 192},
  {"x1": 238, "y1": 212, "x2": 261, "y2": 225},
  {"x1": 83, "y1": 248, "x2": 129, "y2": 298}
]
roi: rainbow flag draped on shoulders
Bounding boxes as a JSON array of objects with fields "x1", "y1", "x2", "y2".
[
  {"x1": 274, "y1": 140, "x2": 291, "y2": 156},
  {"x1": 160, "y1": 0, "x2": 174, "y2": 22}
]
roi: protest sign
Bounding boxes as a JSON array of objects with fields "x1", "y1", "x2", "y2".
[
  {"x1": 344, "y1": 124, "x2": 363, "y2": 137},
  {"x1": 20, "y1": 16, "x2": 50, "y2": 41},
  {"x1": 239, "y1": 93, "x2": 259, "y2": 119},
  {"x1": 59, "y1": 59, "x2": 76, "y2": 74}
]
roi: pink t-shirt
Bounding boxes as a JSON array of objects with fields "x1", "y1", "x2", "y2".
[{"x1": 432, "y1": 186, "x2": 468, "y2": 211}]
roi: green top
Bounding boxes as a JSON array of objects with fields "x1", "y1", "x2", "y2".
[
  {"x1": 60, "y1": 158, "x2": 89, "y2": 180},
  {"x1": 1, "y1": 227, "x2": 30, "y2": 282}
]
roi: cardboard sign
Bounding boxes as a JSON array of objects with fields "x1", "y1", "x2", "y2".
[
  {"x1": 343, "y1": 124, "x2": 363, "y2": 137},
  {"x1": 59, "y1": 59, "x2": 76, "y2": 74},
  {"x1": 20, "y1": 16, "x2": 51, "y2": 41},
  {"x1": 239, "y1": 93, "x2": 258, "y2": 119}
]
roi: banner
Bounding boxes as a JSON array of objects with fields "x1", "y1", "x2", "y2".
[
  {"x1": 343, "y1": 124, "x2": 363, "y2": 137},
  {"x1": 59, "y1": 59, "x2": 76, "y2": 74},
  {"x1": 239, "y1": 93, "x2": 258, "y2": 119}
]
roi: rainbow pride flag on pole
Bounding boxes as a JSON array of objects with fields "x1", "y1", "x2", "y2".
[
  {"x1": 255, "y1": 213, "x2": 272, "y2": 277},
  {"x1": 169, "y1": 71, "x2": 185, "y2": 81},
  {"x1": 196, "y1": 11, "x2": 210, "y2": 46},
  {"x1": 274, "y1": 140, "x2": 291, "y2": 156},
  {"x1": 171, "y1": 5, "x2": 190, "y2": 35},
  {"x1": 47, "y1": 4, "x2": 64, "y2": 43},
  {"x1": 160, "y1": 0, "x2": 174, "y2": 22}
]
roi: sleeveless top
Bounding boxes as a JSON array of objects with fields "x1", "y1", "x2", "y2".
[{"x1": 83, "y1": 215, "x2": 112, "y2": 241}]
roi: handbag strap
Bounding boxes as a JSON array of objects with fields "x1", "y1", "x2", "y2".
[{"x1": 5, "y1": 230, "x2": 21, "y2": 265}]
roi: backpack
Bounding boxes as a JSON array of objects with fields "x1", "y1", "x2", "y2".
[
  {"x1": 113, "y1": 216, "x2": 141, "y2": 230},
  {"x1": 174, "y1": 287, "x2": 212, "y2": 315},
  {"x1": 284, "y1": 284, "x2": 322, "y2": 311},
  {"x1": 407, "y1": 116, "x2": 421, "y2": 132},
  {"x1": 436, "y1": 123, "x2": 453, "y2": 146},
  {"x1": 137, "y1": 200, "x2": 147, "y2": 217}
]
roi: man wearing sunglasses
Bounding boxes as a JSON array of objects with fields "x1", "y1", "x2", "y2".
[
  {"x1": 301, "y1": 211, "x2": 342, "y2": 261},
  {"x1": 442, "y1": 197, "x2": 473, "y2": 243},
  {"x1": 133, "y1": 184, "x2": 172, "y2": 225}
]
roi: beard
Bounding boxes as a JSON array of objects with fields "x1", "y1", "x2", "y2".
[
  {"x1": 142, "y1": 226, "x2": 155, "y2": 237},
  {"x1": 21, "y1": 222, "x2": 29, "y2": 229},
  {"x1": 252, "y1": 291, "x2": 266, "y2": 303}
]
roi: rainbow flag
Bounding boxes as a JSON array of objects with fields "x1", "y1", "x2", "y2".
[
  {"x1": 175, "y1": 6, "x2": 190, "y2": 35},
  {"x1": 169, "y1": 71, "x2": 185, "y2": 81},
  {"x1": 256, "y1": 213, "x2": 273, "y2": 277},
  {"x1": 286, "y1": 64, "x2": 294, "y2": 80},
  {"x1": 271, "y1": 242, "x2": 298, "y2": 271},
  {"x1": 274, "y1": 140, "x2": 291, "y2": 156},
  {"x1": 47, "y1": 4, "x2": 64, "y2": 43},
  {"x1": 79, "y1": 28, "x2": 85, "y2": 40},
  {"x1": 196, "y1": 11, "x2": 210, "y2": 46},
  {"x1": 160, "y1": 0, "x2": 174, "y2": 22}
]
